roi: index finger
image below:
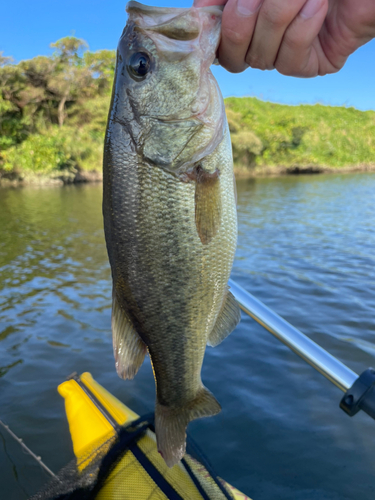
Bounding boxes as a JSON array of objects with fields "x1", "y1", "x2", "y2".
[
  {"x1": 218, "y1": 0, "x2": 264, "y2": 72},
  {"x1": 194, "y1": 0, "x2": 260, "y2": 73}
]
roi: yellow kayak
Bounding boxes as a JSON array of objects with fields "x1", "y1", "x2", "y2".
[{"x1": 54, "y1": 372, "x2": 251, "y2": 500}]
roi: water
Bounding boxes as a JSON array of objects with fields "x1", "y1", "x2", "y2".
[{"x1": 0, "y1": 173, "x2": 375, "y2": 499}]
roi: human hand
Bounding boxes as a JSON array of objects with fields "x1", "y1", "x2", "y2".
[{"x1": 193, "y1": 0, "x2": 375, "y2": 77}]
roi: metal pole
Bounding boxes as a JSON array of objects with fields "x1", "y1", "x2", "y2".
[{"x1": 229, "y1": 279, "x2": 358, "y2": 393}]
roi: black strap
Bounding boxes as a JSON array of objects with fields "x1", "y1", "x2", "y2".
[
  {"x1": 181, "y1": 457, "x2": 211, "y2": 500},
  {"x1": 130, "y1": 443, "x2": 184, "y2": 500},
  {"x1": 91, "y1": 419, "x2": 151, "y2": 497},
  {"x1": 186, "y1": 435, "x2": 234, "y2": 500},
  {"x1": 66, "y1": 376, "x2": 231, "y2": 500},
  {"x1": 92, "y1": 415, "x2": 184, "y2": 500}
]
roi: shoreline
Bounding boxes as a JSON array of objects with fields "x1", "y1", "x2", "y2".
[
  {"x1": 234, "y1": 163, "x2": 375, "y2": 177},
  {"x1": 0, "y1": 169, "x2": 103, "y2": 188},
  {"x1": 1, "y1": 163, "x2": 375, "y2": 187}
]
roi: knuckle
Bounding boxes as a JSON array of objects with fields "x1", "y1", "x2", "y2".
[
  {"x1": 275, "y1": 65, "x2": 298, "y2": 77},
  {"x1": 283, "y1": 30, "x2": 305, "y2": 52},
  {"x1": 275, "y1": 58, "x2": 314, "y2": 77},
  {"x1": 261, "y1": 2, "x2": 291, "y2": 29},
  {"x1": 221, "y1": 61, "x2": 248, "y2": 74},
  {"x1": 246, "y1": 53, "x2": 273, "y2": 71},
  {"x1": 221, "y1": 25, "x2": 249, "y2": 47}
]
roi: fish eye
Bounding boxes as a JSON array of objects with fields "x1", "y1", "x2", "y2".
[{"x1": 127, "y1": 52, "x2": 151, "y2": 81}]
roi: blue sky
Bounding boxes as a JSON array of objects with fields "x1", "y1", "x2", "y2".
[{"x1": 2, "y1": 0, "x2": 375, "y2": 111}]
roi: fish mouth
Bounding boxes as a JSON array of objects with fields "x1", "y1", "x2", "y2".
[
  {"x1": 127, "y1": 1, "x2": 223, "y2": 17},
  {"x1": 127, "y1": 1, "x2": 189, "y2": 16}
]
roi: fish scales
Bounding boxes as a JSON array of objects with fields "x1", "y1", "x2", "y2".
[{"x1": 103, "y1": 1, "x2": 241, "y2": 467}]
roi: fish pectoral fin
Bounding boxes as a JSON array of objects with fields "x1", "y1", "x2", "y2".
[
  {"x1": 155, "y1": 386, "x2": 221, "y2": 468},
  {"x1": 195, "y1": 166, "x2": 221, "y2": 245},
  {"x1": 207, "y1": 289, "x2": 241, "y2": 347},
  {"x1": 112, "y1": 291, "x2": 147, "y2": 380}
]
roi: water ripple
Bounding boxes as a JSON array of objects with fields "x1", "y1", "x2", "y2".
[{"x1": 1, "y1": 176, "x2": 375, "y2": 499}]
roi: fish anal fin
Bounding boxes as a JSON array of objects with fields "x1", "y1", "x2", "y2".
[
  {"x1": 194, "y1": 166, "x2": 221, "y2": 245},
  {"x1": 207, "y1": 289, "x2": 241, "y2": 347},
  {"x1": 112, "y1": 292, "x2": 146, "y2": 380},
  {"x1": 155, "y1": 386, "x2": 221, "y2": 468}
]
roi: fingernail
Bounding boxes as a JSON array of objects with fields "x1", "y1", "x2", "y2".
[
  {"x1": 237, "y1": 0, "x2": 262, "y2": 17},
  {"x1": 300, "y1": 0, "x2": 322, "y2": 19}
]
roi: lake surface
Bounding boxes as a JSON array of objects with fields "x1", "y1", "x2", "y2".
[{"x1": 1, "y1": 173, "x2": 375, "y2": 499}]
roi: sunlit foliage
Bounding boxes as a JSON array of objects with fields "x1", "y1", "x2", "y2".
[
  {"x1": 226, "y1": 97, "x2": 375, "y2": 169},
  {"x1": 1, "y1": 37, "x2": 375, "y2": 180},
  {"x1": 0, "y1": 37, "x2": 115, "y2": 179}
]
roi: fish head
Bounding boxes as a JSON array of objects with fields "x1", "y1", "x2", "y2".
[{"x1": 111, "y1": 1, "x2": 225, "y2": 175}]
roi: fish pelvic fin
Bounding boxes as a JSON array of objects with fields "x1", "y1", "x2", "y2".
[
  {"x1": 112, "y1": 290, "x2": 147, "y2": 380},
  {"x1": 207, "y1": 288, "x2": 241, "y2": 347},
  {"x1": 155, "y1": 386, "x2": 221, "y2": 468}
]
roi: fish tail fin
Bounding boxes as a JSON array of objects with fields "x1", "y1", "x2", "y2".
[{"x1": 155, "y1": 386, "x2": 221, "y2": 468}]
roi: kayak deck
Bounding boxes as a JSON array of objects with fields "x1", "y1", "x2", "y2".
[{"x1": 58, "y1": 372, "x2": 251, "y2": 500}]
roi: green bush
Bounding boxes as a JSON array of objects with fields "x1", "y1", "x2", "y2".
[
  {"x1": 231, "y1": 130, "x2": 263, "y2": 169},
  {"x1": 58, "y1": 125, "x2": 103, "y2": 171},
  {"x1": 0, "y1": 119, "x2": 104, "y2": 175},
  {"x1": 225, "y1": 98, "x2": 375, "y2": 168},
  {"x1": 1, "y1": 132, "x2": 74, "y2": 173},
  {"x1": 2, "y1": 33, "x2": 375, "y2": 178}
]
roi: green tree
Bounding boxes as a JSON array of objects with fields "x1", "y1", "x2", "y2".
[
  {"x1": 84, "y1": 49, "x2": 116, "y2": 94},
  {"x1": 48, "y1": 37, "x2": 92, "y2": 127},
  {"x1": 0, "y1": 57, "x2": 31, "y2": 148},
  {"x1": 0, "y1": 52, "x2": 13, "y2": 67}
]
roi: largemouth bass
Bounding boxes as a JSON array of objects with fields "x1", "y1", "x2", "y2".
[{"x1": 103, "y1": 1, "x2": 240, "y2": 467}]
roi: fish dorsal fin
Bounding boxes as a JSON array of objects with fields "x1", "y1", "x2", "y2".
[
  {"x1": 207, "y1": 288, "x2": 241, "y2": 347},
  {"x1": 112, "y1": 291, "x2": 147, "y2": 380},
  {"x1": 195, "y1": 166, "x2": 221, "y2": 245}
]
